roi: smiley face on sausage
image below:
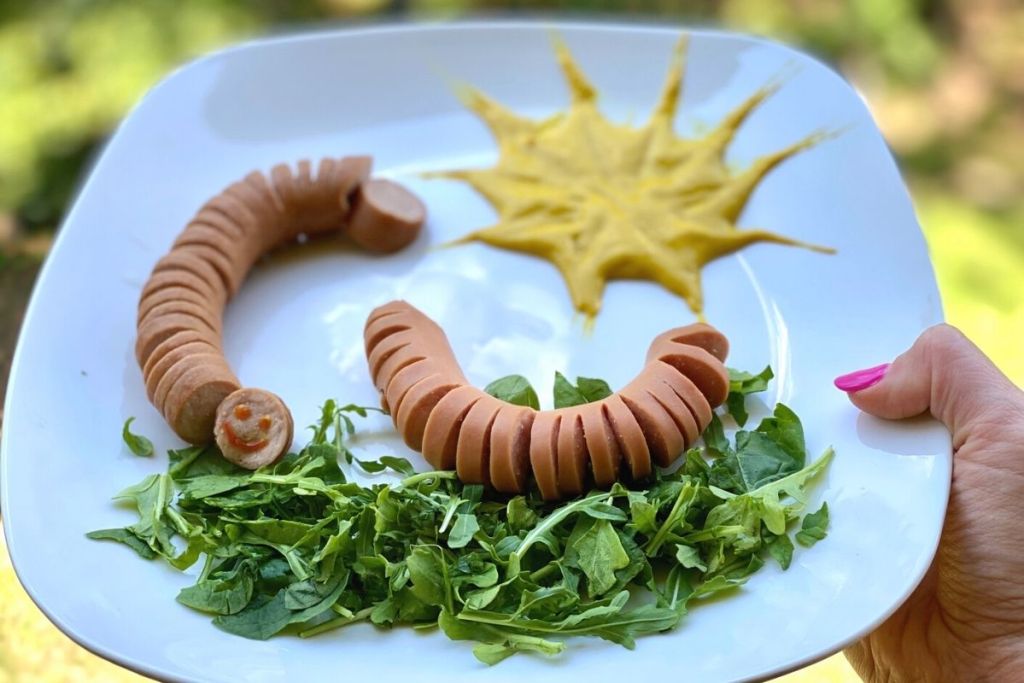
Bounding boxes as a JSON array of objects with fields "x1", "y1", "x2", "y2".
[
  {"x1": 135, "y1": 157, "x2": 426, "y2": 468},
  {"x1": 365, "y1": 301, "x2": 730, "y2": 499}
]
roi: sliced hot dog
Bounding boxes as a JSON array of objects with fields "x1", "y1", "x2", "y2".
[
  {"x1": 602, "y1": 394, "x2": 652, "y2": 481},
  {"x1": 580, "y1": 401, "x2": 622, "y2": 487},
  {"x1": 644, "y1": 362, "x2": 700, "y2": 448},
  {"x1": 529, "y1": 411, "x2": 561, "y2": 500},
  {"x1": 385, "y1": 362, "x2": 442, "y2": 418},
  {"x1": 347, "y1": 179, "x2": 426, "y2": 254},
  {"x1": 214, "y1": 388, "x2": 293, "y2": 469},
  {"x1": 135, "y1": 314, "x2": 222, "y2": 366},
  {"x1": 655, "y1": 360, "x2": 713, "y2": 432},
  {"x1": 619, "y1": 367, "x2": 685, "y2": 467},
  {"x1": 647, "y1": 323, "x2": 730, "y2": 363},
  {"x1": 421, "y1": 385, "x2": 484, "y2": 469},
  {"x1": 489, "y1": 405, "x2": 536, "y2": 494},
  {"x1": 556, "y1": 409, "x2": 588, "y2": 497},
  {"x1": 144, "y1": 339, "x2": 220, "y2": 403},
  {"x1": 455, "y1": 394, "x2": 503, "y2": 486},
  {"x1": 164, "y1": 363, "x2": 241, "y2": 444},
  {"x1": 652, "y1": 341, "x2": 730, "y2": 408},
  {"x1": 395, "y1": 373, "x2": 461, "y2": 451}
]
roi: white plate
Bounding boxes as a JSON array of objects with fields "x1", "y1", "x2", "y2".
[{"x1": 1, "y1": 21, "x2": 950, "y2": 683}]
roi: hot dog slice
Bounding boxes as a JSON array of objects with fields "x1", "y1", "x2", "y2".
[
  {"x1": 556, "y1": 409, "x2": 588, "y2": 497},
  {"x1": 384, "y1": 360, "x2": 439, "y2": 418},
  {"x1": 363, "y1": 315, "x2": 413, "y2": 357},
  {"x1": 347, "y1": 179, "x2": 426, "y2": 254},
  {"x1": 580, "y1": 401, "x2": 622, "y2": 487},
  {"x1": 395, "y1": 374, "x2": 461, "y2": 451},
  {"x1": 374, "y1": 351, "x2": 429, "y2": 411},
  {"x1": 214, "y1": 388, "x2": 293, "y2": 469},
  {"x1": 151, "y1": 250, "x2": 229, "y2": 299},
  {"x1": 153, "y1": 353, "x2": 230, "y2": 417},
  {"x1": 366, "y1": 300, "x2": 411, "y2": 326},
  {"x1": 144, "y1": 339, "x2": 221, "y2": 403},
  {"x1": 139, "y1": 270, "x2": 227, "y2": 310},
  {"x1": 174, "y1": 224, "x2": 261, "y2": 292},
  {"x1": 489, "y1": 405, "x2": 535, "y2": 494},
  {"x1": 652, "y1": 342, "x2": 730, "y2": 407},
  {"x1": 141, "y1": 329, "x2": 218, "y2": 383},
  {"x1": 455, "y1": 394, "x2": 503, "y2": 486},
  {"x1": 164, "y1": 362, "x2": 241, "y2": 444},
  {"x1": 529, "y1": 411, "x2": 561, "y2": 501},
  {"x1": 137, "y1": 299, "x2": 223, "y2": 339},
  {"x1": 619, "y1": 369, "x2": 685, "y2": 467},
  {"x1": 647, "y1": 323, "x2": 730, "y2": 363},
  {"x1": 198, "y1": 193, "x2": 257, "y2": 241},
  {"x1": 366, "y1": 329, "x2": 418, "y2": 382},
  {"x1": 644, "y1": 363, "x2": 700, "y2": 449},
  {"x1": 137, "y1": 286, "x2": 220, "y2": 326},
  {"x1": 603, "y1": 394, "x2": 652, "y2": 481},
  {"x1": 655, "y1": 360, "x2": 713, "y2": 432},
  {"x1": 421, "y1": 385, "x2": 484, "y2": 469},
  {"x1": 135, "y1": 313, "x2": 222, "y2": 366}
]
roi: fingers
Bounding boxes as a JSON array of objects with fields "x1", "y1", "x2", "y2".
[{"x1": 835, "y1": 324, "x2": 1018, "y2": 440}]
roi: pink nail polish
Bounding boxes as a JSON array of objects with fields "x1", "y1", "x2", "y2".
[{"x1": 834, "y1": 363, "x2": 890, "y2": 392}]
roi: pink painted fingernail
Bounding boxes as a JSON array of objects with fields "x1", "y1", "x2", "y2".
[{"x1": 834, "y1": 363, "x2": 890, "y2": 392}]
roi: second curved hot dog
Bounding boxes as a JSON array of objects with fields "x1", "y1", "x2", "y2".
[{"x1": 365, "y1": 301, "x2": 730, "y2": 499}]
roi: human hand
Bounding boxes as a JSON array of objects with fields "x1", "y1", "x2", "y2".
[{"x1": 835, "y1": 324, "x2": 1024, "y2": 682}]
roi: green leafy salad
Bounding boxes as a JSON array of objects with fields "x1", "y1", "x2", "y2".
[{"x1": 89, "y1": 367, "x2": 832, "y2": 664}]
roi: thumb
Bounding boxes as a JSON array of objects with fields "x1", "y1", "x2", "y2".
[{"x1": 834, "y1": 324, "x2": 1016, "y2": 442}]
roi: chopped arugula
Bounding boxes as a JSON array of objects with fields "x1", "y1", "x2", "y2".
[
  {"x1": 122, "y1": 417, "x2": 154, "y2": 457},
  {"x1": 91, "y1": 367, "x2": 832, "y2": 664}
]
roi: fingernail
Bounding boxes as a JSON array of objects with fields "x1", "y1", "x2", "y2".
[{"x1": 834, "y1": 363, "x2": 890, "y2": 392}]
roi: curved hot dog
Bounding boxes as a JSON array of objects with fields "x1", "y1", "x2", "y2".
[
  {"x1": 365, "y1": 301, "x2": 730, "y2": 499},
  {"x1": 136, "y1": 157, "x2": 426, "y2": 468}
]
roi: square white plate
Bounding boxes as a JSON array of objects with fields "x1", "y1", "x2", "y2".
[{"x1": 1, "y1": 21, "x2": 950, "y2": 683}]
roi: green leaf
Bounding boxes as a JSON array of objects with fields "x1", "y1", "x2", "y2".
[
  {"x1": 708, "y1": 404, "x2": 806, "y2": 493},
  {"x1": 121, "y1": 417, "x2": 154, "y2": 457},
  {"x1": 85, "y1": 528, "x2": 157, "y2": 559},
  {"x1": 447, "y1": 513, "x2": 479, "y2": 549},
  {"x1": 177, "y1": 563, "x2": 254, "y2": 615},
  {"x1": 552, "y1": 372, "x2": 612, "y2": 408},
  {"x1": 796, "y1": 502, "x2": 830, "y2": 547},
  {"x1": 765, "y1": 533, "x2": 794, "y2": 569},
  {"x1": 575, "y1": 377, "x2": 613, "y2": 402},
  {"x1": 674, "y1": 544, "x2": 706, "y2": 572},
  {"x1": 484, "y1": 375, "x2": 540, "y2": 409},
  {"x1": 566, "y1": 518, "x2": 631, "y2": 596},
  {"x1": 213, "y1": 592, "x2": 292, "y2": 640},
  {"x1": 724, "y1": 366, "x2": 774, "y2": 426}
]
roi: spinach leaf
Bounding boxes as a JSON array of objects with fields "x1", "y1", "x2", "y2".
[
  {"x1": 725, "y1": 366, "x2": 773, "y2": 426},
  {"x1": 796, "y1": 502, "x2": 830, "y2": 547},
  {"x1": 121, "y1": 417, "x2": 154, "y2": 457},
  {"x1": 484, "y1": 375, "x2": 540, "y2": 409},
  {"x1": 553, "y1": 372, "x2": 612, "y2": 408}
]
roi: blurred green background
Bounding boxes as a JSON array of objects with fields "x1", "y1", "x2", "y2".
[{"x1": 0, "y1": 0, "x2": 1021, "y2": 681}]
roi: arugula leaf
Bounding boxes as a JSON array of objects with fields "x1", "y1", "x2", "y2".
[
  {"x1": 725, "y1": 366, "x2": 774, "y2": 426},
  {"x1": 565, "y1": 518, "x2": 631, "y2": 596},
  {"x1": 484, "y1": 375, "x2": 540, "y2": 409},
  {"x1": 796, "y1": 502, "x2": 830, "y2": 547},
  {"x1": 121, "y1": 418, "x2": 154, "y2": 457},
  {"x1": 553, "y1": 372, "x2": 612, "y2": 409}
]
